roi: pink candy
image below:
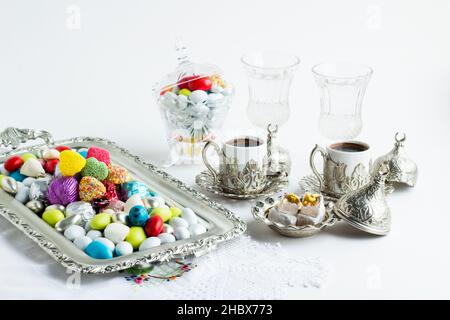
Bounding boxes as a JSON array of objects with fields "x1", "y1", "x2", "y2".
[{"x1": 87, "y1": 146, "x2": 110, "y2": 165}]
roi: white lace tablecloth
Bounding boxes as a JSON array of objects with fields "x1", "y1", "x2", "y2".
[{"x1": 0, "y1": 216, "x2": 329, "y2": 299}]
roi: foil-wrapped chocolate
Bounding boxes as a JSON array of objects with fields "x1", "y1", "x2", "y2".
[
  {"x1": 47, "y1": 177, "x2": 78, "y2": 206},
  {"x1": 66, "y1": 201, "x2": 96, "y2": 226},
  {"x1": 29, "y1": 180, "x2": 49, "y2": 201},
  {"x1": 55, "y1": 214, "x2": 83, "y2": 232},
  {"x1": 112, "y1": 212, "x2": 128, "y2": 225},
  {"x1": 120, "y1": 181, "x2": 156, "y2": 201},
  {"x1": 25, "y1": 200, "x2": 45, "y2": 215}
]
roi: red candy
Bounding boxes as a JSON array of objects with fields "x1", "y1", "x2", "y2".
[
  {"x1": 55, "y1": 146, "x2": 71, "y2": 152},
  {"x1": 87, "y1": 146, "x2": 110, "y2": 165},
  {"x1": 144, "y1": 215, "x2": 163, "y2": 237},
  {"x1": 177, "y1": 75, "x2": 197, "y2": 90},
  {"x1": 43, "y1": 159, "x2": 58, "y2": 174},
  {"x1": 102, "y1": 181, "x2": 118, "y2": 201},
  {"x1": 4, "y1": 156, "x2": 24, "y2": 172},
  {"x1": 188, "y1": 76, "x2": 212, "y2": 91}
]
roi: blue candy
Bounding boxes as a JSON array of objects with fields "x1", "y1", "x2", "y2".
[
  {"x1": 127, "y1": 205, "x2": 149, "y2": 227},
  {"x1": 9, "y1": 170, "x2": 26, "y2": 182},
  {"x1": 120, "y1": 181, "x2": 156, "y2": 201},
  {"x1": 78, "y1": 150, "x2": 88, "y2": 158},
  {"x1": 84, "y1": 241, "x2": 113, "y2": 259}
]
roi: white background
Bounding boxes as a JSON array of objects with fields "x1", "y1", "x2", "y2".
[{"x1": 0, "y1": 0, "x2": 449, "y2": 299}]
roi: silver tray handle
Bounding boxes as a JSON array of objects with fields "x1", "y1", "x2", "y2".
[{"x1": 0, "y1": 127, "x2": 54, "y2": 155}]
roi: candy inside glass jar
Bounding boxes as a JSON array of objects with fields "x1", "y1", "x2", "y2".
[{"x1": 153, "y1": 41, "x2": 233, "y2": 166}]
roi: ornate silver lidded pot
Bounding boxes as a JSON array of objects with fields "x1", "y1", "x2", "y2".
[
  {"x1": 372, "y1": 132, "x2": 418, "y2": 187},
  {"x1": 332, "y1": 162, "x2": 391, "y2": 236}
]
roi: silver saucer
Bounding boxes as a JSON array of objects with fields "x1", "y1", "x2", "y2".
[
  {"x1": 195, "y1": 170, "x2": 289, "y2": 200},
  {"x1": 252, "y1": 196, "x2": 338, "y2": 238},
  {"x1": 299, "y1": 174, "x2": 395, "y2": 202}
]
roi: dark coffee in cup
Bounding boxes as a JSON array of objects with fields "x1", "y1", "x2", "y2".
[
  {"x1": 226, "y1": 137, "x2": 262, "y2": 148},
  {"x1": 330, "y1": 142, "x2": 368, "y2": 153}
]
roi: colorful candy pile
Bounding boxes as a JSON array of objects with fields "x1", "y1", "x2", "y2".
[
  {"x1": 268, "y1": 193, "x2": 326, "y2": 227},
  {"x1": 158, "y1": 73, "x2": 233, "y2": 139},
  {"x1": 0, "y1": 146, "x2": 207, "y2": 259}
]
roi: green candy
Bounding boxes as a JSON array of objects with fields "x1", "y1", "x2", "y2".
[
  {"x1": 42, "y1": 209, "x2": 65, "y2": 227},
  {"x1": 151, "y1": 207, "x2": 171, "y2": 222},
  {"x1": 21, "y1": 153, "x2": 37, "y2": 162},
  {"x1": 90, "y1": 213, "x2": 112, "y2": 230},
  {"x1": 170, "y1": 207, "x2": 182, "y2": 218},
  {"x1": 126, "y1": 226, "x2": 146, "y2": 249},
  {"x1": 80, "y1": 157, "x2": 108, "y2": 181}
]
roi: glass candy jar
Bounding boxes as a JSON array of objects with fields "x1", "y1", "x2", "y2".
[{"x1": 153, "y1": 44, "x2": 233, "y2": 166}]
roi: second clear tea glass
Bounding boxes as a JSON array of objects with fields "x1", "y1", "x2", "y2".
[{"x1": 312, "y1": 63, "x2": 373, "y2": 140}]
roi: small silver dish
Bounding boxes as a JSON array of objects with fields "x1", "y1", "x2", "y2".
[
  {"x1": 299, "y1": 173, "x2": 395, "y2": 202},
  {"x1": 195, "y1": 170, "x2": 288, "y2": 200},
  {"x1": 251, "y1": 196, "x2": 338, "y2": 238}
]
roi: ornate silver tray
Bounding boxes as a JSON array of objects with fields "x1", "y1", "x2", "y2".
[
  {"x1": 0, "y1": 128, "x2": 246, "y2": 274},
  {"x1": 251, "y1": 196, "x2": 338, "y2": 238},
  {"x1": 195, "y1": 170, "x2": 288, "y2": 200}
]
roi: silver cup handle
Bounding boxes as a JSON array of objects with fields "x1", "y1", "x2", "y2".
[
  {"x1": 309, "y1": 144, "x2": 327, "y2": 192},
  {"x1": 202, "y1": 141, "x2": 223, "y2": 185}
]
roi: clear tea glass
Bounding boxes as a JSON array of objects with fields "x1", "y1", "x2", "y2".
[
  {"x1": 241, "y1": 51, "x2": 300, "y2": 129},
  {"x1": 312, "y1": 63, "x2": 373, "y2": 140}
]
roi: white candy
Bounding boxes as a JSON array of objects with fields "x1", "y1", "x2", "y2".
[
  {"x1": 73, "y1": 236, "x2": 92, "y2": 250},
  {"x1": 20, "y1": 158, "x2": 45, "y2": 177},
  {"x1": 150, "y1": 196, "x2": 165, "y2": 207},
  {"x1": 177, "y1": 94, "x2": 188, "y2": 110},
  {"x1": 139, "y1": 237, "x2": 161, "y2": 251},
  {"x1": 181, "y1": 208, "x2": 198, "y2": 225},
  {"x1": 189, "y1": 223, "x2": 207, "y2": 236},
  {"x1": 22, "y1": 177, "x2": 36, "y2": 187},
  {"x1": 0, "y1": 164, "x2": 9, "y2": 175},
  {"x1": 174, "y1": 227, "x2": 190, "y2": 240},
  {"x1": 163, "y1": 223, "x2": 174, "y2": 234},
  {"x1": 42, "y1": 149, "x2": 60, "y2": 160},
  {"x1": 169, "y1": 217, "x2": 189, "y2": 228},
  {"x1": 161, "y1": 92, "x2": 178, "y2": 109},
  {"x1": 189, "y1": 90, "x2": 208, "y2": 104},
  {"x1": 14, "y1": 185, "x2": 29, "y2": 203},
  {"x1": 104, "y1": 223, "x2": 130, "y2": 244},
  {"x1": 124, "y1": 194, "x2": 144, "y2": 213},
  {"x1": 94, "y1": 237, "x2": 115, "y2": 252},
  {"x1": 207, "y1": 93, "x2": 224, "y2": 106},
  {"x1": 158, "y1": 233, "x2": 176, "y2": 244},
  {"x1": 86, "y1": 230, "x2": 102, "y2": 240},
  {"x1": 190, "y1": 103, "x2": 209, "y2": 115},
  {"x1": 101, "y1": 209, "x2": 115, "y2": 215},
  {"x1": 64, "y1": 225, "x2": 86, "y2": 241},
  {"x1": 210, "y1": 85, "x2": 223, "y2": 93},
  {"x1": 115, "y1": 241, "x2": 133, "y2": 256}
]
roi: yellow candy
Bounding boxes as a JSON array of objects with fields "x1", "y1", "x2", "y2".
[
  {"x1": 90, "y1": 213, "x2": 111, "y2": 230},
  {"x1": 21, "y1": 153, "x2": 37, "y2": 162},
  {"x1": 126, "y1": 226, "x2": 147, "y2": 249},
  {"x1": 59, "y1": 150, "x2": 86, "y2": 176},
  {"x1": 170, "y1": 207, "x2": 182, "y2": 218},
  {"x1": 0, "y1": 174, "x2": 4, "y2": 184},
  {"x1": 178, "y1": 88, "x2": 191, "y2": 96},
  {"x1": 151, "y1": 207, "x2": 172, "y2": 222},
  {"x1": 42, "y1": 209, "x2": 65, "y2": 227}
]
